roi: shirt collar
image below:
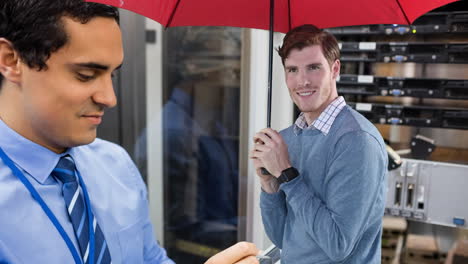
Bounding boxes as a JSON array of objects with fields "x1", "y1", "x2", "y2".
[
  {"x1": 294, "y1": 96, "x2": 346, "y2": 135},
  {"x1": 0, "y1": 119, "x2": 71, "y2": 184}
]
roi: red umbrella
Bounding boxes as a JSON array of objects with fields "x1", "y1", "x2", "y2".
[
  {"x1": 87, "y1": 0, "x2": 459, "y2": 127},
  {"x1": 89, "y1": 0, "x2": 458, "y2": 32}
]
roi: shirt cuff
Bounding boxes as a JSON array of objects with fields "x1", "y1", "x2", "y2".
[{"x1": 260, "y1": 188, "x2": 285, "y2": 209}]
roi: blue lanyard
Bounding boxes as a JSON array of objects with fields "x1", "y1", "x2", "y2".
[{"x1": 0, "y1": 147, "x2": 95, "y2": 264}]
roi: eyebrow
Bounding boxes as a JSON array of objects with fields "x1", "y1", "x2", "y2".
[
  {"x1": 285, "y1": 63, "x2": 322, "y2": 69},
  {"x1": 70, "y1": 62, "x2": 123, "y2": 71}
]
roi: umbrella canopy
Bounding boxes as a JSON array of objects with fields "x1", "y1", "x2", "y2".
[
  {"x1": 88, "y1": 0, "x2": 459, "y2": 128},
  {"x1": 88, "y1": 0, "x2": 458, "y2": 32}
]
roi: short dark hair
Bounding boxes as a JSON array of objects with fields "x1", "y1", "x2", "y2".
[
  {"x1": 277, "y1": 24, "x2": 340, "y2": 68},
  {"x1": 0, "y1": 0, "x2": 119, "y2": 85}
]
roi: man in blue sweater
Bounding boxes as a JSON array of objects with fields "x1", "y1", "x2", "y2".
[{"x1": 250, "y1": 25, "x2": 388, "y2": 263}]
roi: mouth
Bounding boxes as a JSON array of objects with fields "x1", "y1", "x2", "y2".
[
  {"x1": 82, "y1": 114, "x2": 103, "y2": 125},
  {"x1": 297, "y1": 90, "x2": 317, "y2": 97}
]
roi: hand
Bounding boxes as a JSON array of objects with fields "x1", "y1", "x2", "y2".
[
  {"x1": 250, "y1": 128, "x2": 291, "y2": 177},
  {"x1": 204, "y1": 242, "x2": 260, "y2": 264},
  {"x1": 249, "y1": 148, "x2": 280, "y2": 194},
  {"x1": 250, "y1": 149, "x2": 272, "y2": 180}
]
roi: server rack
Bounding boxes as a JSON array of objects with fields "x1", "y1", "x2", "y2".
[
  {"x1": 326, "y1": 12, "x2": 468, "y2": 36},
  {"x1": 330, "y1": 8, "x2": 468, "y2": 231}
]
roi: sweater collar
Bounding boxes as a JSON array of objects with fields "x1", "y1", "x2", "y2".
[{"x1": 294, "y1": 96, "x2": 346, "y2": 136}]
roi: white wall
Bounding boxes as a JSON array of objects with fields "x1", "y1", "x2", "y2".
[
  {"x1": 145, "y1": 18, "x2": 165, "y2": 245},
  {"x1": 244, "y1": 28, "x2": 293, "y2": 250}
]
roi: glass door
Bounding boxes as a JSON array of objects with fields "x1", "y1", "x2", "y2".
[{"x1": 161, "y1": 26, "x2": 243, "y2": 263}]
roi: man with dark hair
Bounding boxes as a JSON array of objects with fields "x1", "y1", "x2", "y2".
[
  {"x1": 250, "y1": 24, "x2": 387, "y2": 263},
  {"x1": 0, "y1": 1, "x2": 261, "y2": 263},
  {"x1": 0, "y1": 0, "x2": 175, "y2": 263}
]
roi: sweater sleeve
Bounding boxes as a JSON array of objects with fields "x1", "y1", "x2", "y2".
[
  {"x1": 260, "y1": 189, "x2": 288, "y2": 248},
  {"x1": 280, "y1": 131, "x2": 386, "y2": 262}
]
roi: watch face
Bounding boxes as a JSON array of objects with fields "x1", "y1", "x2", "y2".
[{"x1": 279, "y1": 167, "x2": 299, "y2": 184}]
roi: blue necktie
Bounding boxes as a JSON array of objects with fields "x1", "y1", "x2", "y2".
[{"x1": 52, "y1": 155, "x2": 111, "y2": 264}]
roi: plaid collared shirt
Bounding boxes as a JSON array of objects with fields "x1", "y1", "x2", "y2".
[{"x1": 294, "y1": 96, "x2": 346, "y2": 135}]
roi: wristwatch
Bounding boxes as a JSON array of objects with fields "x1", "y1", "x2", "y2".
[{"x1": 277, "y1": 167, "x2": 299, "y2": 184}]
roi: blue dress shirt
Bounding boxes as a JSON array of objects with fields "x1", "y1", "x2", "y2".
[{"x1": 0, "y1": 119, "x2": 174, "y2": 264}]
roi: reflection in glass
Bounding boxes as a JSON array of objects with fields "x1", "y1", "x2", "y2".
[{"x1": 163, "y1": 27, "x2": 242, "y2": 263}]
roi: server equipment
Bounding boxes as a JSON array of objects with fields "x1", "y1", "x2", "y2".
[
  {"x1": 339, "y1": 42, "x2": 468, "y2": 63},
  {"x1": 331, "y1": 6, "x2": 468, "y2": 231},
  {"x1": 326, "y1": 11, "x2": 468, "y2": 36},
  {"x1": 348, "y1": 102, "x2": 468, "y2": 130},
  {"x1": 386, "y1": 159, "x2": 468, "y2": 229},
  {"x1": 337, "y1": 74, "x2": 468, "y2": 100}
]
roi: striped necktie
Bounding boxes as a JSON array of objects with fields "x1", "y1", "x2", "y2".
[{"x1": 52, "y1": 155, "x2": 111, "y2": 264}]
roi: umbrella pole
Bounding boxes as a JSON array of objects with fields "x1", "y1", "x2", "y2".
[
  {"x1": 267, "y1": 0, "x2": 274, "y2": 128},
  {"x1": 260, "y1": 0, "x2": 275, "y2": 176}
]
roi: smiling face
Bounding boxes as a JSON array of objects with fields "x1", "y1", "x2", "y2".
[
  {"x1": 3, "y1": 16, "x2": 123, "y2": 153},
  {"x1": 284, "y1": 45, "x2": 340, "y2": 124}
]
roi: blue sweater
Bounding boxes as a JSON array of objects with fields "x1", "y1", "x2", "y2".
[{"x1": 260, "y1": 106, "x2": 388, "y2": 264}]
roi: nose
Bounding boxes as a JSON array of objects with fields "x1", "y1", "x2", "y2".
[
  {"x1": 93, "y1": 76, "x2": 117, "y2": 108},
  {"x1": 297, "y1": 71, "x2": 310, "y2": 87}
]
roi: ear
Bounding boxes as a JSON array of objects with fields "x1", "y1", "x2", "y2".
[
  {"x1": 0, "y1": 38, "x2": 22, "y2": 84},
  {"x1": 332, "y1": 59, "x2": 340, "y2": 80}
]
